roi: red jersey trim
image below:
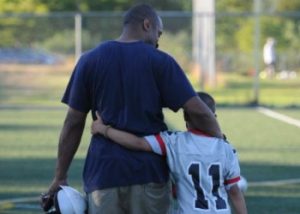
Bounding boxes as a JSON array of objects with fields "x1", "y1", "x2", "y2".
[
  {"x1": 155, "y1": 134, "x2": 166, "y2": 156},
  {"x1": 224, "y1": 176, "x2": 240, "y2": 185},
  {"x1": 188, "y1": 128, "x2": 212, "y2": 137}
]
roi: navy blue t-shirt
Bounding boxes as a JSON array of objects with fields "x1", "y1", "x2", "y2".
[{"x1": 62, "y1": 40, "x2": 196, "y2": 193}]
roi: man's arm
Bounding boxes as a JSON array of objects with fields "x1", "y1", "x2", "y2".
[
  {"x1": 91, "y1": 112, "x2": 152, "y2": 152},
  {"x1": 227, "y1": 184, "x2": 248, "y2": 214},
  {"x1": 183, "y1": 96, "x2": 222, "y2": 138},
  {"x1": 47, "y1": 107, "x2": 87, "y2": 194}
]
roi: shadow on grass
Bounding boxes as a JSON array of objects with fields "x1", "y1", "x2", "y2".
[
  {"x1": 0, "y1": 158, "x2": 84, "y2": 199},
  {"x1": 246, "y1": 194, "x2": 300, "y2": 214},
  {"x1": 240, "y1": 162, "x2": 300, "y2": 182},
  {"x1": 0, "y1": 124, "x2": 60, "y2": 131}
]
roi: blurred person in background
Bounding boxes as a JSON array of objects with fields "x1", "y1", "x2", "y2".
[{"x1": 263, "y1": 37, "x2": 276, "y2": 78}]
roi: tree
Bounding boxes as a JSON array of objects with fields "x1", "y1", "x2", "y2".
[
  {"x1": 277, "y1": 0, "x2": 300, "y2": 11},
  {"x1": 0, "y1": 0, "x2": 48, "y2": 13},
  {"x1": 42, "y1": 0, "x2": 191, "y2": 12},
  {"x1": 0, "y1": 0, "x2": 49, "y2": 47}
]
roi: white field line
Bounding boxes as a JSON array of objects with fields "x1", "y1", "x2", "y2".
[
  {"x1": 257, "y1": 107, "x2": 300, "y2": 128},
  {"x1": 249, "y1": 178, "x2": 300, "y2": 187},
  {"x1": 0, "y1": 196, "x2": 39, "y2": 204},
  {"x1": 12, "y1": 204, "x2": 41, "y2": 210},
  {"x1": 0, "y1": 196, "x2": 40, "y2": 210}
]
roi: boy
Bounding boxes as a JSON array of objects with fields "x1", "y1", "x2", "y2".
[{"x1": 91, "y1": 92, "x2": 247, "y2": 214}]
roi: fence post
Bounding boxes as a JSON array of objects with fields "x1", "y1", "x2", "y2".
[
  {"x1": 253, "y1": 0, "x2": 261, "y2": 105},
  {"x1": 75, "y1": 13, "x2": 82, "y2": 62},
  {"x1": 192, "y1": 0, "x2": 216, "y2": 90}
]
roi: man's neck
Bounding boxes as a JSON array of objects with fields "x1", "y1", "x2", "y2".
[{"x1": 117, "y1": 28, "x2": 144, "y2": 43}]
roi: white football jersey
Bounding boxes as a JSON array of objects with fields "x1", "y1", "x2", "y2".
[{"x1": 145, "y1": 129, "x2": 240, "y2": 214}]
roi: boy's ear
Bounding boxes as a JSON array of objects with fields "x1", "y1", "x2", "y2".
[{"x1": 183, "y1": 111, "x2": 189, "y2": 122}]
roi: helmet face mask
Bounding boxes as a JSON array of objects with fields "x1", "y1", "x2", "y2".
[
  {"x1": 237, "y1": 176, "x2": 248, "y2": 193},
  {"x1": 42, "y1": 186, "x2": 87, "y2": 214}
]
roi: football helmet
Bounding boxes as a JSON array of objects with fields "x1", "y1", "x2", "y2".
[
  {"x1": 237, "y1": 176, "x2": 248, "y2": 193},
  {"x1": 41, "y1": 185, "x2": 87, "y2": 214}
]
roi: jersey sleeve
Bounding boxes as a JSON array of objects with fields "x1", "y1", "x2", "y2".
[
  {"x1": 144, "y1": 134, "x2": 167, "y2": 156},
  {"x1": 144, "y1": 131, "x2": 177, "y2": 156},
  {"x1": 224, "y1": 143, "x2": 241, "y2": 190},
  {"x1": 145, "y1": 131, "x2": 181, "y2": 176},
  {"x1": 155, "y1": 54, "x2": 196, "y2": 112},
  {"x1": 61, "y1": 53, "x2": 92, "y2": 113}
]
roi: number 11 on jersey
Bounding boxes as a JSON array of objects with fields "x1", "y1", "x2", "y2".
[{"x1": 188, "y1": 163, "x2": 227, "y2": 210}]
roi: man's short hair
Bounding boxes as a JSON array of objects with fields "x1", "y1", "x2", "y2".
[{"x1": 123, "y1": 4, "x2": 159, "y2": 27}]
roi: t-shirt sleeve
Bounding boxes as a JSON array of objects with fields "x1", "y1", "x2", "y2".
[
  {"x1": 62, "y1": 54, "x2": 91, "y2": 113},
  {"x1": 224, "y1": 144, "x2": 241, "y2": 190},
  {"x1": 156, "y1": 54, "x2": 196, "y2": 112}
]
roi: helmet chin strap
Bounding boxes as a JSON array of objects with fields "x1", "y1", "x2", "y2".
[
  {"x1": 44, "y1": 186, "x2": 62, "y2": 214},
  {"x1": 46, "y1": 206, "x2": 60, "y2": 214},
  {"x1": 53, "y1": 189, "x2": 62, "y2": 214}
]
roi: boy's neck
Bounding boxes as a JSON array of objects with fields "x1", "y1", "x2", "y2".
[{"x1": 186, "y1": 122, "x2": 212, "y2": 137}]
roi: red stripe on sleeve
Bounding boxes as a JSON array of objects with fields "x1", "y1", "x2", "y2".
[
  {"x1": 155, "y1": 134, "x2": 166, "y2": 156},
  {"x1": 224, "y1": 176, "x2": 240, "y2": 185}
]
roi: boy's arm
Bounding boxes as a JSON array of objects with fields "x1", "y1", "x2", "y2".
[
  {"x1": 91, "y1": 112, "x2": 152, "y2": 152},
  {"x1": 227, "y1": 184, "x2": 248, "y2": 214}
]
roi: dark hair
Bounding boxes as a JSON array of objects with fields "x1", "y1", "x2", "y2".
[
  {"x1": 184, "y1": 92, "x2": 216, "y2": 122},
  {"x1": 123, "y1": 4, "x2": 159, "y2": 27},
  {"x1": 197, "y1": 92, "x2": 215, "y2": 113}
]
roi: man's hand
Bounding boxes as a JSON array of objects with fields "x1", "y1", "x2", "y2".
[
  {"x1": 40, "y1": 178, "x2": 67, "y2": 212},
  {"x1": 40, "y1": 192, "x2": 54, "y2": 212}
]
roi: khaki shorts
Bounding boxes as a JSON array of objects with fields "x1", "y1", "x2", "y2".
[{"x1": 88, "y1": 182, "x2": 171, "y2": 214}]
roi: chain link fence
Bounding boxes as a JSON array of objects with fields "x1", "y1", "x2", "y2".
[
  {"x1": 0, "y1": 11, "x2": 300, "y2": 106},
  {"x1": 1, "y1": 12, "x2": 300, "y2": 69}
]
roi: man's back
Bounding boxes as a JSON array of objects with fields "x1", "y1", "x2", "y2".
[
  {"x1": 66, "y1": 40, "x2": 194, "y2": 135},
  {"x1": 62, "y1": 40, "x2": 197, "y2": 192},
  {"x1": 91, "y1": 40, "x2": 168, "y2": 134}
]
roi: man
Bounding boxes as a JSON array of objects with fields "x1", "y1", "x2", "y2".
[{"x1": 45, "y1": 4, "x2": 222, "y2": 214}]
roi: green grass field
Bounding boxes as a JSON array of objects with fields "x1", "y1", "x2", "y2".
[
  {"x1": 0, "y1": 64, "x2": 300, "y2": 213},
  {"x1": 0, "y1": 108, "x2": 300, "y2": 213}
]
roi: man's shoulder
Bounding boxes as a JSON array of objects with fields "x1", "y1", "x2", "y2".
[
  {"x1": 92, "y1": 40, "x2": 115, "y2": 51},
  {"x1": 79, "y1": 41, "x2": 117, "y2": 62},
  {"x1": 154, "y1": 48, "x2": 175, "y2": 61}
]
